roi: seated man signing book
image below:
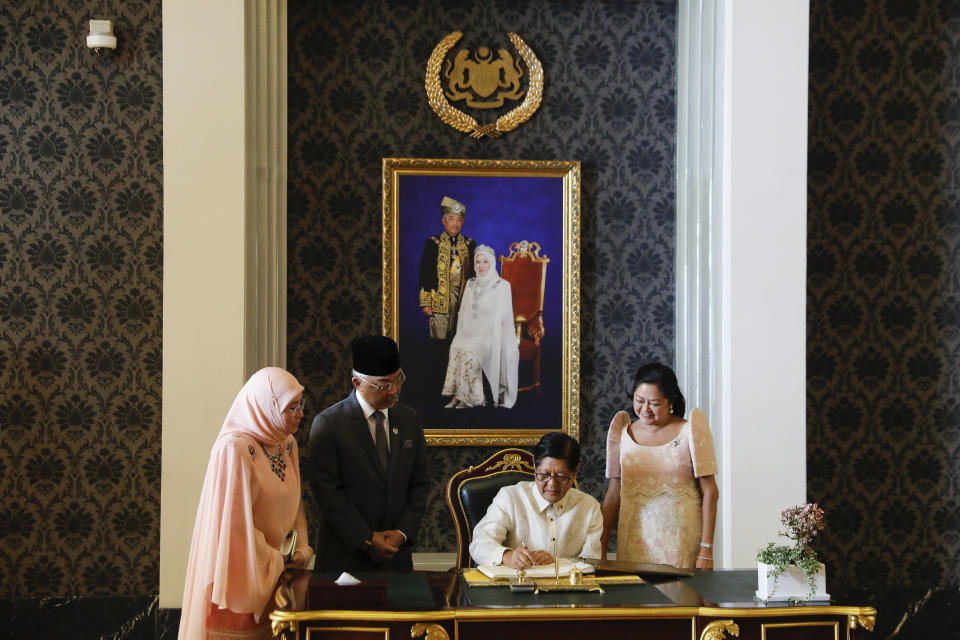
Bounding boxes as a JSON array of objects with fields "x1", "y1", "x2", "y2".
[{"x1": 469, "y1": 433, "x2": 603, "y2": 569}]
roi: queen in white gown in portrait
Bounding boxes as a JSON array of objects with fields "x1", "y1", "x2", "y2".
[{"x1": 442, "y1": 244, "x2": 519, "y2": 408}]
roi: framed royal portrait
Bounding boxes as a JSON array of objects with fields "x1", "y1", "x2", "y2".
[{"x1": 382, "y1": 157, "x2": 581, "y2": 446}]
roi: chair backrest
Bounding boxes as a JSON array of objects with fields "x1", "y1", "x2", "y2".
[
  {"x1": 445, "y1": 448, "x2": 535, "y2": 568},
  {"x1": 498, "y1": 240, "x2": 549, "y2": 320}
]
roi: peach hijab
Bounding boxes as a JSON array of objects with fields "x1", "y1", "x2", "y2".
[{"x1": 178, "y1": 367, "x2": 308, "y2": 640}]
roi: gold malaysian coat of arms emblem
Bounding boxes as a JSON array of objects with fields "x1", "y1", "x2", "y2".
[{"x1": 425, "y1": 31, "x2": 543, "y2": 139}]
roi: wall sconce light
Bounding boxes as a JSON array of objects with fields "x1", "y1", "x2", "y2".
[{"x1": 86, "y1": 19, "x2": 116, "y2": 55}]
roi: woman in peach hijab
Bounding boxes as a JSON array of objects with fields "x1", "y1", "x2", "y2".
[{"x1": 179, "y1": 367, "x2": 313, "y2": 640}]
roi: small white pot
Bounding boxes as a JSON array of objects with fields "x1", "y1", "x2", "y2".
[{"x1": 756, "y1": 561, "x2": 829, "y2": 601}]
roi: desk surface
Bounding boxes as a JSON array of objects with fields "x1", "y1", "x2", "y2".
[{"x1": 271, "y1": 568, "x2": 876, "y2": 636}]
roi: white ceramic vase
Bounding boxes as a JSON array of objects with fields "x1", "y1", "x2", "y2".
[{"x1": 756, "y1": 561, "x2": 829, "y2": 601}]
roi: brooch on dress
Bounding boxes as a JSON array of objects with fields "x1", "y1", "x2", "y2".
[{"x1": 248, "y1": 445, "x2": 256, "y2": 459}]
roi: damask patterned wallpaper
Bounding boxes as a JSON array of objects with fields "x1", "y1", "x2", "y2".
[
  {"x1": 287, "y1": 0, "x2": 678, "y2": 552},
  {"x1": 0, "y1": 2, "x2": 163, "y2": 597},
  {"x1": 807, "y1": 0, "x2": 960, "y2": 591}
]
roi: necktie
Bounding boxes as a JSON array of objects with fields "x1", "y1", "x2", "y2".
[{"x1": 373, "y1": 411, "x2": 388, "y2": 471}]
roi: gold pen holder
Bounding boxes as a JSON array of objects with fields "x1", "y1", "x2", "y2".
[
  {"x1": 532, "y1": 576, "x2": 604, "y2": 593},
  {"x1": 509, "y1": 569, "x2": 535, "y2": 593}
]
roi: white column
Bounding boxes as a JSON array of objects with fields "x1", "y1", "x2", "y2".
[
  {"x1": 676, "y1": 0, "x2": 809, "y2": 568},
  {"x1": 245, "y1": 0, "x2": 288, "y2": 377},
  {"x1": 161, "y1": 0, "x2": 287, "y2": 608}
]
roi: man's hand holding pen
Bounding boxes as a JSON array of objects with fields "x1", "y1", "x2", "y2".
[{"x1": 502, "y1": 540, "x2": 554, "y2": 569}]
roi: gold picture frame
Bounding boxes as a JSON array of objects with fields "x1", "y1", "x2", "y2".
[{"x1": 382, "y1": 157, "x2": 581, "y2": 446}]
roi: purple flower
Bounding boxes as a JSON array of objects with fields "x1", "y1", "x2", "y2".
[{"x1": 779, "y1": 503, "x2": 826, "y2": 548}]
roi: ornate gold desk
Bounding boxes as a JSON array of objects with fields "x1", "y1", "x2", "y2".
[{"x1": 270, "y1": 569, "x2": 876, "y2": 640}]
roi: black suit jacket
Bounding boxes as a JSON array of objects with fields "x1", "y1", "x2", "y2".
[{"x1": 308, "y1": 391, "x2": 429, "y2": 572}]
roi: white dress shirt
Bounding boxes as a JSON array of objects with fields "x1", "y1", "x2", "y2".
[{"x1": 469, "y1": 480, "x2": 603, "y2": 566}]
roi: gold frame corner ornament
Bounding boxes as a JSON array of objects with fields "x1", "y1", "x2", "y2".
[
  {"x1": 411, "y1": 621, "x2": 450, "y2": 640},
  {"x1": 700, "y1": 619, "x2": 740, "y2": 640},
  {"x1": 425, "y1": 31, "x2": 543, "y2": 139}
]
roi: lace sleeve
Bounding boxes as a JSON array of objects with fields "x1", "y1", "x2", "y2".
[{"x1": 605, "y1": 411, "x2": 630, "y2": 478}]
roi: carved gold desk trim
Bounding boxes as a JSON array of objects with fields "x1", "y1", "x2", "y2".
[
  {"x1": 700, "y1": 619, "x2": 740, "y2": 640},
  {"x1": 848, "y1": 612, "x2": 876, "y2": 631},
  {"x1": 411, "y1": 621, "x2": 450, "y2": 640}
]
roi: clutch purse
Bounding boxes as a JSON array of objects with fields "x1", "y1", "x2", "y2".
[{"x1": 280, "y1": 530, "x2": 297, "y2": 563}]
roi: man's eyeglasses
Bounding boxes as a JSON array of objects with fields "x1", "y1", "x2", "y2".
[
  {"x1": 357, "y1": 371, "x2": 407, "y2": 392},
  {"x1": 283, "y1": 400, "x2": 305, "y2": 415},
  {"x1": 534, "y1": 471, "x2": 573, "y2": 485}
]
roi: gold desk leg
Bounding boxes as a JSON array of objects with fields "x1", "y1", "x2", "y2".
[
  {"x1": 700, "y1": 619, "x2": 741, "y2": 640},
  {"x1": 271, "y1": 618, "x2": 297, "y2": 639},
  {"x1": 411, "y1": 622, "x2": 450, "y2": 640},
  {"x1": 847, "y1": 613, "x2": 876, "y2": 632}
]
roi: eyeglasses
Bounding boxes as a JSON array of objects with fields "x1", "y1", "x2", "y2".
[
  {"x1": 633, "y1": 395, "x2": 668, "y2": 409},
  {"x1": 357, "y1": 371, "x2": 407, "y2": 392},
  {"x1": 534, "y1": 471, "x2": 573, "y2": 485},
  {"x1": 283, "y1": 400, "x2": 305, "y2": 415}
]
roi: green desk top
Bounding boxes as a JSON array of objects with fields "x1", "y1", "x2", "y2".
[
  {"x1": 679, "y1": 569, "x2": 760, "y2": 604},
  {"x1": 289, "y1": 569, "x2": 856, "y2": 614}
]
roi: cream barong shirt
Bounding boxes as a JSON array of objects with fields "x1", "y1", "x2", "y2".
[{"x1": 469, "y1": 481, "x2": 603, "y2": 566}]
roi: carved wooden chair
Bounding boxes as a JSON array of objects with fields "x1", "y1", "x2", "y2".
[
  {"x1": 498, "y1": 240, "x2": 550, "y2": 392},
  {"x1": 445, "y1": 448, "x2": 536, "y2": 568}
]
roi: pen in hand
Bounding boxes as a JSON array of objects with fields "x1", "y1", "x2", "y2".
[{"x1": 518, "y1": 540, "x2": 533, "y2": 568}]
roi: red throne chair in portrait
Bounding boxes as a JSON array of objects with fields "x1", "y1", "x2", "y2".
[{"x1": 498, "y1": 240, "x2": 550, "y2": 393}]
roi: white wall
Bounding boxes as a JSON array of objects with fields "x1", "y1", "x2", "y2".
[
  {"x1": 720, "y1": 0, "x2": 809, "y2": 566},
  {"x1": 676, "y1": 0, "x2": 809, "y2": 568},
  {"x1": 160, "y1": 0, "x2": 248, "y2": 608}
]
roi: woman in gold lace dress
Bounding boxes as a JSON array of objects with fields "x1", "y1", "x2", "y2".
[{"x1": 601, "y1": 362, "x2": 719, "y2": 569}]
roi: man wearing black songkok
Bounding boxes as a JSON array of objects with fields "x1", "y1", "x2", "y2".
[{"x1": 308, "y1": 335, "x2": 429, "y2": 571}]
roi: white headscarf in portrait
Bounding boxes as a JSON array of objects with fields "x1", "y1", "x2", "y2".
[{"x1": 444, "y1": 244, "x2": 519, "y2": 407}]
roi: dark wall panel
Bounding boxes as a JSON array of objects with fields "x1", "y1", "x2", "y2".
[
  {"x1": 287, "y1": 0, "x2": 678, "y2": 552},
  {"x1": 808, "y1": 0, "x2": 960, "y2": 591},
  {"x1": 0, "y1": 2, "x2": 163, "y2": 596}
]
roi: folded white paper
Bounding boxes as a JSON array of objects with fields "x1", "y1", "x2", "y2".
[
  {"x1": 334, "y1": 571, "x2": 362, "y2": 586},
  {"x1": 478, "y1": 558, "x2": 594, "y2": 580}
]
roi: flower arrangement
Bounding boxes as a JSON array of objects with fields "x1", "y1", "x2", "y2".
[{"x1": 756, "y1": 503, "x2": 826, "y2": 601}]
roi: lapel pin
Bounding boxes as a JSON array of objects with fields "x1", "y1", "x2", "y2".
[{"x1": 392, "y1": 427, "x2": 399, "y2": 435}]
